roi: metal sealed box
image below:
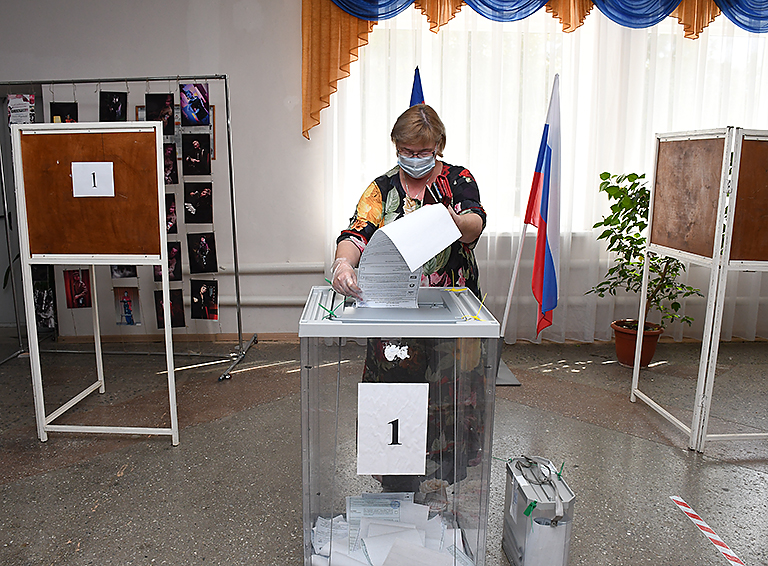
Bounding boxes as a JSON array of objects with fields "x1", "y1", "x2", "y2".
[{"x1": 503, "y1": 457, "x2": 575, "y2": 566}]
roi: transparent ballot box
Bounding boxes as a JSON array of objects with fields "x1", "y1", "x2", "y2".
[{"x1": 299, "y1": 286, "x2": 500, "y2": 566}]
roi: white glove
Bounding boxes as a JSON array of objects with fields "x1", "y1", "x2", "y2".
[{"x1": 331, "y1": 258, "x2": 362, "y2": 299}]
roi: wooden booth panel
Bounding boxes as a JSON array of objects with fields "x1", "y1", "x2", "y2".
[
  {"x1": 651, "y1": 138, "x2": 724, "y2": 258},
  {"x1": 20, "y1": 130, "x2": 161, "y2": 256},
  {"x1": 731, "y1": 139, "x2": 768, "y2": 262}
]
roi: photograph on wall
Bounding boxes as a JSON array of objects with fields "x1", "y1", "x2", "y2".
[
  {"x1": 154, "y1": 289, "x2": 185, "y2": 329},
  {"x1": 114, "y1": 286, "x2": 141, "y2": 326},
  {"x1": 99, "y1": 91, "x2": 127, "y2": 122},
  {"x1": 183, "y1": 182, "x2": 213, "y2": 224},
  {"x1": 34, "y1": 288, "x2": 56, "y2": 331},
  {"x1": 190, "y1": 279, "x2": 218, "y2": 320},
  {"x1": 180, "y1": 83, "x2": 210, "y2": 126},
  {"x1": 145, "y1": 93, "x2": 175, "y2": 136},
  {"x1": 165, "y1": 193, "x2": 178, "y2": 234},
  {"x1": 111, "y1": 265, "x2": 138, "y2": 279},
  {"x1": 50, "y1": 102, "x2": 78, "y2": 123},
  {"x1": 63, "y1": 269, "x2": 91, "y2": 308},
  {"x1": 164, "y1": 143, "x2": 179, "y2": 185},
  {"x1": 181, "y1": 133, "x2": 211, "y2": 176},
  {"x1": 187, "y1": 232, "x2": 217, "y2": 274},
  {"x1": 153, "y1": 241, "x2": 182, "y2": 282},
  {"x1": 32, "y1": 265, "x2": 55, "y2": 332},
  {"x1": 7, "y1": 94, "x2": 35, "y2": 124}
]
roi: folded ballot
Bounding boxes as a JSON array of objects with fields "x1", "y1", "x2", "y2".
[{"x1": 356, "y1": 205, "x2": 460, "y2": 308}]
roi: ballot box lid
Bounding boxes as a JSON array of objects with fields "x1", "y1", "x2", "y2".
[{"x1": 299, "y1": 286, "x2": 500, "y2": 338}]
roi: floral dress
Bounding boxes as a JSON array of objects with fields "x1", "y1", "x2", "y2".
[
  {"x1": 337, "y1": 162, "x2": 486, "y2": 298},
  {"x1": 338, "y1": 163, "x2": 488, "y2": 492}
]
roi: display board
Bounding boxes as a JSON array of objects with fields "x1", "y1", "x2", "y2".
[
  {"x1": 731, "y1": 138, "x2": 768, "y2": 261},
  {"x1": 650, "y1": 137, "x2": 724, "y2": 258},
  {"x1": 18, "y1": 128, "x2": 161, "y2": 256}
]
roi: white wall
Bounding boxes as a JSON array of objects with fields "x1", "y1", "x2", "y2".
[{"x1": 0, "y1": 0, "x2": 327, "y2": 336}]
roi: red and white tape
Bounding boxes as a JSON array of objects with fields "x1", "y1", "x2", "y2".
[{"x1": 670, "y1": 496, "x2": 744, "y2": 565}]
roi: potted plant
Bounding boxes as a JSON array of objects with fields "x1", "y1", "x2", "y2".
[{"x1": 588, "y1": 172, "x2": 703, "y2": 367}]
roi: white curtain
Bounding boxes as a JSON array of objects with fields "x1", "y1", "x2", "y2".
[{"x1": 326, "y1": 6, "x2": 768, "y2": 343}]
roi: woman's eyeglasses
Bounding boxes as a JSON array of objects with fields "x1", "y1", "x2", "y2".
[{"x1": 397, "y1": 148, "x2": 436, "y2": 159}]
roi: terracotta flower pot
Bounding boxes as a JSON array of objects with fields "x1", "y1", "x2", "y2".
[{"x1": 611, "y1": 319, "x2": 663, "y2": 368}]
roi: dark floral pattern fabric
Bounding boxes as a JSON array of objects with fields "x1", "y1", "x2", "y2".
[{"x1": 337, "y1": 162, "x2": 486, "y2": 298}]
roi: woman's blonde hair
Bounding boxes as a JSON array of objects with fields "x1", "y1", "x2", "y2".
[{"x1": 390, "y1": 104, "x2": 446, "y2": 157}]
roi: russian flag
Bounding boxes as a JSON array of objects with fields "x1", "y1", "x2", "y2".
[
  {"x1": 410, "y1": 67, "x2": 425, "y2": 106},
  {"x1": 524, "y1": 75, "x2": 561, "y2": 335}
]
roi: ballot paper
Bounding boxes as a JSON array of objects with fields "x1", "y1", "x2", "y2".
[
  {"x1": 312, "y1": 515, "x2": 349, "y2": 554},
  {"x1": 444, "y1": 544, "x2": 474, "y2": 566},
  {"x1": 380, "y1": 538, "x2": 456, "y2": 566},
  {"x1": 358, "y1": 501, "x2": 430, "y2": 543},
  {"x1": 424, "y1": 515, "x2": 446, "y2": 550},
  {"x1": 356, "y1": 205, "x2": 461, "y2": 308},
  {"x1": 346, "y1": 493, "x2": 413, "y2": 552},
  {"x1": 315, "y1": 535, "x2": 371, "y2": 566},
  {"x1": 362, "y1": 528, "x2": 425, "y2": 566}
]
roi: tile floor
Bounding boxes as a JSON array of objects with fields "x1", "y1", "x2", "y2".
[{"x1": 0, "y1": 337, "x2": 766, "y2": 565}]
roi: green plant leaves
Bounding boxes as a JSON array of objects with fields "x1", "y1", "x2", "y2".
[{"x1": 587, "y1": 172, "x2": 703, "y2": 328}]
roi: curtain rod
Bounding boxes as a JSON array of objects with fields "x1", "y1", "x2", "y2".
[{"x1": 0, "y1": 74, "x2": 228, "y2": 87}]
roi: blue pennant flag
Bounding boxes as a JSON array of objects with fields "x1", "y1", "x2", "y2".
[{"x1": 410, "y1": 67, "x2": 425, "y2": 106}]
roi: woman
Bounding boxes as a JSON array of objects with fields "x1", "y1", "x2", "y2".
[
  {"x1": 332, "y1": 104, "x2": 485, "y2": 300},
  {"x1": 331, "y1": 104, "x2": 487, "y2": 494}
]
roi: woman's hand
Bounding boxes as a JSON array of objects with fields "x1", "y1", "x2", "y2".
[
  {"x1": 445, "y1": 205, "x2": 483, "y2": 244},
  {"x1": 331, "y1": 257, "x2": 363, "y2": 300}
]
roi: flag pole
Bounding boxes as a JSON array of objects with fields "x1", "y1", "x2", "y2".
[
  {"x1": 501, "y1": 73, "x2": 560, "y2": 340},
  {"x1": 500, "y1": 224, "x2": 528, "y2": 338}
]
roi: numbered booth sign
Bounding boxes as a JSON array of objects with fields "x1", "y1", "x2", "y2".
[
  {"x1": 71, "y1": 162, "x2": 115, "y2": 197},
  {"x1": 357, "y1": 383, "x2": 429, "y2": 475}
]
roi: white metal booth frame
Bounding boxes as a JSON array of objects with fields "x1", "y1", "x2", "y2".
[
  {"x1": 11, "y1": 121, "x2": 180, "y2": 445},
  {"x1": 631, "y1": 127, "x2": 768, "y2": 453}
]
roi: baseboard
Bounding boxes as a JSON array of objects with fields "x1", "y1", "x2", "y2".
[{"x1": 53, "y1": 331, "x2": 298, "y2": 344}]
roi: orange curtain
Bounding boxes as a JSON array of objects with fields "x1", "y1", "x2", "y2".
[
  {"x1": 545, "y1": 0, "x2": 593, "y2": 32},
  {"x1": 302, "y1": 0, "x2": 722, "y2": 139},
  {"x1": 414, "y1": 0, "x2": 465, "y2": 32},
  {"x1": 672, "y1": 0, "x2": 720, "y2": 39},
  {"x1": 543, "y1": 0, "x2": 719, "y2": 36},
  {"x1": 302, "y1": 0, "x2": 375, "y2": 139}
]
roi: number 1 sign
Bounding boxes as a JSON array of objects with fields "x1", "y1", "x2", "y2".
[
  {"x1": 357, "y1": 382, "x2": 429, "y2": 475},
  {"x1": 71, "y1": 161, "x2": 115, "y2": 197}
]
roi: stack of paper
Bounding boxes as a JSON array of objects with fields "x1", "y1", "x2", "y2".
[
  {"x1": 356, "y1": 204, "x2": 461, "y2": 308},
  {"x1": 311, "y1": 491, "x2": 474, "y2": 566}
]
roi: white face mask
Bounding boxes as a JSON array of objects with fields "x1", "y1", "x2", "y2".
[{"x1": 398, "y1": 153, "x2": 436, "y2": 179}]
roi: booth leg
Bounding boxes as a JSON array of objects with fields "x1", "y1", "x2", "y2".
[{"x1": 89, "y1": 266, "x2": 106, "y2": 394}]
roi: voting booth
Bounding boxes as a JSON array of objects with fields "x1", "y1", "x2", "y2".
[
  {"x1": 299, "y1": 285, "x2": 500, "y2": 566},
  {"x1": 631, "y1": 127, "x2": 768, "y2": 452},
  {"x1": 10, "y1": 121, "x2": 179, "y2": 444}
]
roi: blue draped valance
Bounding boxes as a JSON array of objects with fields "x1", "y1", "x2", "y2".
[
  {"x1": 592, "y1": 0, "x2": 682, "y2": 28},
  {"x1": 463, "y1": 0, "x2": 548, "y2": 22},
  {"x1": 329, "y1": 0, "x2": 768, "y2": 32},
  {"x1": 715, "y1": 0, "x2": 768, "y2": 32},
  {"x1": 329, "y1": 0, "x2": 413, "y2": 20}
]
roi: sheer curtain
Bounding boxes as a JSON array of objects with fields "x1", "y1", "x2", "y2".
[{"x1": 325, "y1": 5, "x2": 768, "y2": 343}]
